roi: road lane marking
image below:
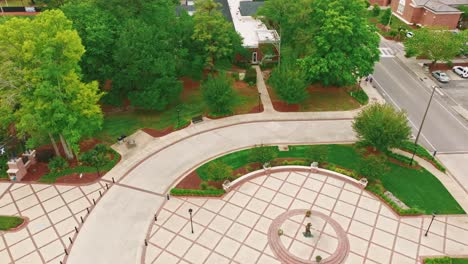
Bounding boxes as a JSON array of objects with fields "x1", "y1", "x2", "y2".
[{"x1": 372, "y1": 76, "x2": 437, "y2": 151}]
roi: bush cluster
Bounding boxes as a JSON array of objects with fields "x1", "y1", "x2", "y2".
[
  {"x1": 349, "y1": 89, "x2": 369, "y2": 105},
  {"x1": 385, "y1": 151, "x2": 418, "y2": 166},
  {"x1": 48, "y1": 156, "x2": 68, "y2": 173},
  {"x1": 244, "y1": 68, "x2": 257, "y2": 86}
]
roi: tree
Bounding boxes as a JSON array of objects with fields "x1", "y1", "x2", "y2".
[
  {"x1": 61, "y1": 2, "x2": 118, "y2": 82},
  {"x1": 269, "y1": 62, "x2": 309, "y2": 104},
  {"x1": 352, "y1": 104, "x2": 411, "y2": 152},
  {"x1": 358, "y1": 154, "x2": 388, "y2": 180},
  {"x1": 405, "y1": 27, "x2": 465, "y2": 65},
  {"x1": 380, "y1": 8, "x2": 392, "y2": 25},
  {"x1": 250, "y1": 145, "x2": 278, "y2": 165},
  {"x1": 372, "y1": 4, "x2": 381, "y2": 17},
  {"x1": 0, "y1": 10, "x2": 103, "y2": 158},
  {"x1": 112, "y1": 1, "x2": 182, "y2": 110},
  {"x1": 202, "y1": 73, "x2": 236, "y2": 114},
  {"x1": 192, "y1": 0, "x2": 243, "y2": 69},
  {"x1": 205, "y1": 161, "x2": 233, "y2": 182},
  {"x1": 299, "y1": 0, "x2": 380, "y2": 86}
]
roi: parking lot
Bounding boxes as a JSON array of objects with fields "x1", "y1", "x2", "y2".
[{"x1": 429, "y1": 69, "x2": 468, "y2": 111}]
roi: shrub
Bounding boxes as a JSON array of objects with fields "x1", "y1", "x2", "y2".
[
  {"x1": 365, "y1": 1, "x2": 371, "y2": 8},
  {"x1": 380, "y1": 9, "x2": 392, "y2": 25},
  {"x1": 424, "y1": 257, "x2": 452, "y2": 264},
  {"x1": 202, "y1": 72, "x2": 236, "y2": 115},
  {"x1": 334, "y1": 167, "x2": 359, "y2": 179},
  {"x1": 250, "y1": 145, "x2": 278, "y2": 165},
  {"x1": 316, "y1": 255, "x2": 323, "y2": 263},
  {"x1": 305, "y1": 145, "x2": 329, "y2": 163},
  {"x1": 200, "y1": 181, "x2": 208, "y2": 190},
  {"x1": 36, "y1": 149, "x2": 55, "y2": 162},
  {"x1": 244, "y1": 67, "x2": 257, "y2": 86},
  {"x1": 372, "y1": 4, "x2": 381, "y2": 16},
  {"x1": 269, "y1": 62, "x2": 309, "y2": 104},
  {"x1": 358, "y1": 155, "x2": 388, "y2": 180},
  {"x1": 48, "y1": 156, "x2": 68, "y2": 172},
  {"x1": 385, "y1": 151, "x2": 418, "y2": 166},
  {"x1": 205, "y1": 161, "x2": 233, "y2": 182},
  {"x1": 352, "y1": 103, "x2": 412, "y2": 152},
  {"x1": 349, "y1": 88, "x2": 369, "y2": 105},
  {"x1": 170, "y1": 188, "x2": 225, "y2": 196}
]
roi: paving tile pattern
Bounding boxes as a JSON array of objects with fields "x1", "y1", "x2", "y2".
[
  {"x1": 144, "y1": 171, "x2": 468, "y2": 264},
  {"x1": 0, "y1": 181, "x2": 108, "y2": 264}
]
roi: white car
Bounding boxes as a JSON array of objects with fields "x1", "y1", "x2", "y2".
[
  {"x1": 432, "y1": 71, "x2": 450, "y2": 83},
  {"x1": 452, "y1": 66, "x2": 468, "y2": 78}
]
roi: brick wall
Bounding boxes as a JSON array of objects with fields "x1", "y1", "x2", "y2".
[{"x1": 420, "y1": 10, "x2": 461, "y2": 29}]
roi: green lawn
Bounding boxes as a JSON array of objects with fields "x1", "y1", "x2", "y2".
[
  {"x1": 0, "y1": 216, "x2": 24, "y2": 230},
  {"x1": 97, "y1": 81, "x2": 259, "y2": 144},
  {"x1": 425, "y1": 257, "x2": 468, "y2": 264},
  {"x1": 367, "y1": 10, "x2": 415, "y2": 39},
  {"x1": 453, "y1": 259, "x2": 468, "y2": 264},
  {"x1": 196, "y1": 144, "x2": 464, "y2": 214}
]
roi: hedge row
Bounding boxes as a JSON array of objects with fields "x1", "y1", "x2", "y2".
[
  {"x1": 367, "y1": 185, "x2": 424, "y2": 215},
  {"x1": 348, "y1": 89, "x2": 369, "y2": 105},
  {"x1": 170, "y1": 188, "x2": 225, "y2": 197},
  {"x1": 385, "y1": 151, "x2": 418, "y2": 166},
  {"x1": 399, "y1": 141, "x2": 446, "y2": 172}
]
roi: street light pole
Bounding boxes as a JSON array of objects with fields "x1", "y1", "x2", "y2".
[
  {"x1": 424, "y1": 212, "x2": 436, "y2": 236},
  {"x1": 409, "y1": 85, "x2": 437, "y2": 165},
  {"x1": 188, "y1": 208, "x2": 194, "y2": 234}
]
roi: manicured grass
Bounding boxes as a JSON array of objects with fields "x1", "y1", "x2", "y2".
[
  {"x1": 425, "y1": 257, "x2": 468, "y2": 264},
  {"x1": 0, "y1": 216, "x2": 24, "y2": 230},
  {"x1": 0, "y1": 0, "x2": 32, "y2": 6},
  {"x1": 453, "y1": 259, "x2": 468, "y2": 264},
  {"x1": 97, "y1": 80, "x2": 259, "y2": 144},
  {"x1": 196, "y1": 144, "x2": 464, "y2": 214}
]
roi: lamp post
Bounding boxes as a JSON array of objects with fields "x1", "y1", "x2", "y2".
[
  {"x1": 188, "y1": 208, "x2": 194, "y2": 234},
  {"x1": 409, "y1": 85, "x2": 437, "y2": 165},
  {"x1": 177, "y1": 107, "x2": 181, "y2": 129},
  {"x1": 424, "y1": 212, "x2": 436, "y2": 236},
  {"x1": 258, "y1": 92, "x2": 261, "y2": 112}
]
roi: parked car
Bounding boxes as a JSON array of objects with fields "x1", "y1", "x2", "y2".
[
  {"x1": 452, "y1": 66, "x2": 468, "y2": 78},
  {"x1": 432, "y1": 71, "x2": 450, "y2": 83}
]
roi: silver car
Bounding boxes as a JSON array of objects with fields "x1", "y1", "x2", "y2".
[
  {"x1": 452, "y1": 66, "x2": 468, "y2": 78},
  {"x1": 432, "y1": 71, "x2": 450, "y2": 83}
]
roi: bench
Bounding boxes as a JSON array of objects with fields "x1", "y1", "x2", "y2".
[
  {"x1": 117, "y1": 135, "x2": 127, "y2": 144},
  {"x1": 192, "y1": 115, "x2": 203, "y2": 124},
  {"x1": 126, "y1": 139, "x2": 136, "y2": 148}
]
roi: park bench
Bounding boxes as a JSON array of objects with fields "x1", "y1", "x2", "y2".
[{"x1": 192, "y1": 115, "x2": 203, "y2": 124}]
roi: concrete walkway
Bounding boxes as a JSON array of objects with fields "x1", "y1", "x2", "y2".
[
  {"x1": 254, "y1": 65, "x2": 275, "y2": 114},
  {"x1": 67, "y1": 120, "x2": 356, "y2": 264}
]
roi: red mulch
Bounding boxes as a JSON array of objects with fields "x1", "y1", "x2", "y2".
[
  {"x1": 429, "y1": 62, "x2": 468, "y2": 72},
  {"x1": 233, "y1": 80, "x2": 249, "y2": 89},
  {"x1": 21, "y1": 139, "x2": 104, "y2": 183},
  {"x1": 272, "y1": 101, "x2": 300, "y2": 112},
  {"x1": 142, "y1": 122, "x2": 191, "y2": 138},
  {"x1": 361, "y1": 147, "x2": 421, "y2": 169},
  {"x1": 175, "y1": 162, "x2": 262, "y2": 190},
  {"x1": 180, "y1": 77, "x2": 201, "y2": 90}
]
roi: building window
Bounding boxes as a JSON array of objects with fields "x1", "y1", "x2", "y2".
[{"x1": 397, "y1": 0, "x2": 405, "y2": 14}]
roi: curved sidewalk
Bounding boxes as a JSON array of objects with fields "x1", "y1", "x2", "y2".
[{"x1": 66, "y1": 119, "x2": 356, "y2": 264}]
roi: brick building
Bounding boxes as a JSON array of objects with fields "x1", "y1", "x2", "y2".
[{"x1": 390, "y1": 0, "x2": 466, "y2": 29}]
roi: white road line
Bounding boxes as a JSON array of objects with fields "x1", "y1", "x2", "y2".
[
  {"x1": 372, "y1": 77, "x2": 437, "y2": 151},
  {"x1": 435, "y1": 88, "x2": 444, "y2": 96},
  {"x1": 389, "y1": 58, "x2": 468, "y2": 131}
]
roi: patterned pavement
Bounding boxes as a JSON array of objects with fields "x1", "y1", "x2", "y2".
[
  {"x1": 0, "y1": 181, "x2": 108, "y2": 263},
  {"x1": 144, "y1": 170, "x2": 468, "y2": 264}
]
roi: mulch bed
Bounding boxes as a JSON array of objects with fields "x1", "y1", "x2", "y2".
[
  {"x1": 362, "y1": 147, "x2": 421, "y2": 169},
  {"x1": 429, "y1": 62, "x2": 468, "y2": 72},
  {"x1": 21, "y1": 138, "x2": 104, "y2": 183},
  {"x1": 175, "y1": 162, "x2": 262, "y2": 190},
  {"x1": 272, "y1": 101, "x2": 301, "y2": 112},
  {"x1": 55, "y1": 172, "x2": 100, "y2": 184},
  {"x1": 142, "y1": 121, "x2": 191, "y2": 138}
]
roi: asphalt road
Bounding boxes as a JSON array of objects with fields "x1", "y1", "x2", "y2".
[{"x1": 372, "y1": 56, "x2": 468, "y2": 153}]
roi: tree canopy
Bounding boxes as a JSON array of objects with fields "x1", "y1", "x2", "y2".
[
  {"x1": 299, "y1": 0, "x2": 380, "y2": 86},
  {"x1": 352, "y1": 103, "x2": 411, "y2": 152},
  {"x1": 268, "y1": 62, "x2": 309, "y2": 104},
  {"x1": 192, "y1": 0, "x2": 243, "y2": 69},
  {"x1": 0, "y1": 10, "x2": 103, "y2": 157},
  {"x1": 202, "y1": 73, "x2": 236, "y2": 114},
  {"x1": 405, "y1": 27, "x2": 466, "y2": 64}
]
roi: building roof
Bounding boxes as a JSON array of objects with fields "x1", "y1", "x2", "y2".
[
  {"x1": 239, "y1": 1, "x2": 264, "y2": 16},
  {"x1": 412, "y1": 0, "x2": 466, "y2": 13}
]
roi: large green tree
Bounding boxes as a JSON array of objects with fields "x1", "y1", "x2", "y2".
[
  {"x1": 299, "y1": 0, "x2": 380, "y2": 86},
  {"x1": 0, "y1": 10, "x2": 103, "y2": 158},
  {"x1": 405, "y1": 27, "x2": 466, "y2": 65},
  {"x1": 192, "y1": 0, "x2": 243, "y2": 69},
  {"x1": 61, "y1": 2, "x2": 118, "y2": 82},
  {"x1": 202, "y1": 73, "x2": 236, "y2": 114},
  {"x1": 269, "y1": 62, "x2": 309, "y2": 104},
  {"x1": 352, "y1": 103, "x2": 411, "y2": 152}
]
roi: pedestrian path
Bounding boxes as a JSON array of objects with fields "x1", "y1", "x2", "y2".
[
  {"x1": 254, "y1": 65, "x2": 275, "y2": 114},
  {"x1": 144, "y1": 170, "x2": 468, "y2": 264}
]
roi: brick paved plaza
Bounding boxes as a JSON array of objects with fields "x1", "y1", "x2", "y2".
[{"x1": 144, "y1": 170, "x2": 468, "y2": 264}]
